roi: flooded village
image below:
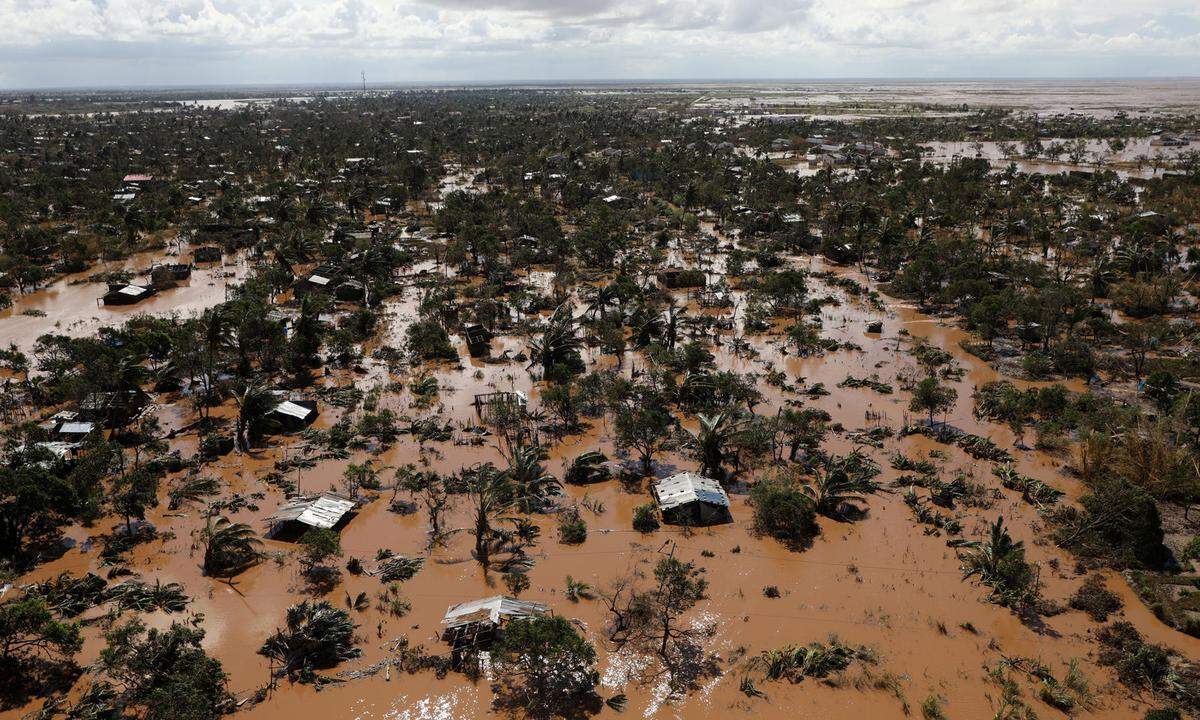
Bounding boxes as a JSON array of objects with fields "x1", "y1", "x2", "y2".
[{"x1": 1, "y1": 82, "x2": 1199, "y2": 720}]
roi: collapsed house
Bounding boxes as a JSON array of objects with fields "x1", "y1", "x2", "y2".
[
  {"x1": 149, "y1": 263, "x2": 192, "y2": 289},
  {"x1": 334, "y1": 279, "x2": 366, "y2": 302},
  {"x1": 441, "y1": 595, "x2": 549, "y2": 649},
  {"x1": 265, "y1": 492, "x2": 356, "y2": 538},
  {"x1": 77, "y1": 390, "x2": 149, "y2": 427},
  {"x1": 652, "y1": 472, "x2": 732, "y2": 526},
  {"x1": 472, "y1": 390, "x2": 527, "y2": 416},
  {"x1": 30, "y1": 440, "x2": 82, "y2": 466}
]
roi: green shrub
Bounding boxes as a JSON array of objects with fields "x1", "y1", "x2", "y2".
[
  {"x1": 749, "y1": 477, "x2": 817, "y2": 547},
  {"x1": 405, "y1": 318, "x2": 457, "y2": 361},
  {"x1": 632, "y1": 504, "x2": 660, "y2": 533},
  {"x1": 1022, "y1": 351, "x2": 1054, "y2": 379},
  {"x1": 558, "y1": 509, "x2": 587, "y2": 544},
  {"x1": 1068, "y1": 575, "x2": 1123, "y2": 621},
  {"x1": 1182, "y1": 536, "x2": 1200, "y2": 562}
]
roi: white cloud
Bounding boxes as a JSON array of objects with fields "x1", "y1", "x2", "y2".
[{"x1": 0, "y1": 0, "x2": 1195, "y2": 86}]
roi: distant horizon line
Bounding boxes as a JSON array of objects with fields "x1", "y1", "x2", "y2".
[{"x1": 3, "y1": 75, "x2": 1200, "y2": 94}]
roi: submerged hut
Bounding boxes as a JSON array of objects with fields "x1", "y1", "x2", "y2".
[
  {"x1": 265, "y1": 492, "x2": 356, "y2": 538},
  {"x1": 463, "y1": 324, "x2": 492, "y2": 357},
  {"x1": 652, "y1": 472, "x2": 731, "y2": 526},
  {"x1": 269, "y1": 400, "x2": 318, "y2": 431},
  {"x1": 441, "y1": 596, "x2": 549, "y2": 649},
  {"x1": 101, "y1": 283, "x2": 155, "y2": 306},
  {"x1": 77, "y1": 389, "x2": 149, "y2": 427},
  {"x1": 192, "y1": 246, "x2": 223, "y2": 263},
  {"x1": 334, "y1": 279, "x2": 366, "y2": 302},
  {"x1": 658, "y1": 268, "x2": 706, "y2": 289}
]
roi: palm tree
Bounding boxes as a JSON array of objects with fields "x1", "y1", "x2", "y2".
[
  {"x1": 582, "y1": 284, "x2": 618, "y2": 321},
  {"x1": 804, "y1": 451, "x2": 883, "y2": 517},
  {"x1": 202, "y1": 516, "x2": 263, "y2": 576},
  {"x1": 628, "y1": 301, "x2": 665, "y2": 349},
  {"x1": 527, "y1": 303, "x2": 582, "y2": 377},
  {"x1": 197, "y1": 307, "x2": 232, "y2": 419},
  {"x1": 465, "y1": 463, "x2": 516, "y2": 570},
  {"x1": 686, "y1": 410, "x2": 744, "y2": 479},
  {"x1": 505, "y1": 444, "x2": 561, "y2": 513},
  {"x1": 232, "y1": 380, "x2": 278, "y2": 452},
  {"x1": 259, "y1": 600, "x2": 360, "y2": 680},
  {"x1": 959, "y1": 517, "x2": 1038, "y2": 608}
]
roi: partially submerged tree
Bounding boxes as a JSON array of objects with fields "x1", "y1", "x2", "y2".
[
  {"x1": 491, "y1": 615, "x2": 599, "y2": 718},
  {"x1": 259, "y1": 600, "x2": 360, "y2": 682},
  {"x1": 606, "y1": 557, "x2": 708, "y2": 659},
  {"x1": 910, "y1": 376, "x2": 958, "y2": 426},
  {"x1": 97, "y1": 620, "x2": 230, "y2": 720},
  {"x1": 749, "y1": 476, "x2": 818, "y2": 548},
  {"x1": 201, "y1": 516, "x2": 262, "y2": 577},
  {"x1": 959, "y1": 517, "x2": 1040, "y2": 610}
]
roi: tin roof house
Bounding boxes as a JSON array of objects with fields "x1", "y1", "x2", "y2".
[
  {"x1": 101, "y1": 283, "x2": 156, "y2": 306},
  {"x1": 269, "y1": 399, "x2": 319, "y2": 431},
  {"x1": 652, "y1": 472, "x2": 732, "y2": 526},
  {"x1": 266, "y1": 492, "x2": 357, "y2": 538},
  {"x1": 441, "y1": 595, "x2": 549, "y2": 649}
]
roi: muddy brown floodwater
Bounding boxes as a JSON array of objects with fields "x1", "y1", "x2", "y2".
[
  {"x1": 7, "y1": 252, "x2": 1200, "y2": 720},
  {"x1": 0, "y1": 247, "x2": 253, "y2": 355}
]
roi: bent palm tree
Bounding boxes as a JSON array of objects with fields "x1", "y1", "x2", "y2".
[
  {"x1": 233, "y1": 380, "x2": 279, "y2": 451},
  {"x1": 527, "y1": 303, "x2": 582, "y2": 377},
  {"x1": 805, "y1": 450, "x2": 883, "y2": 517},
  {"x1": 506, "y1": 444, "x2": 561, "y2": 513},
  {"x1": 259, "y1": 600, "x2": 360, "y2": 680},
  {"x1": 203, "y1": 516, "x2": 263, "y2": 577},
  {"x1": 686, "y1": 410, "x2": 744, "y2": 480}
]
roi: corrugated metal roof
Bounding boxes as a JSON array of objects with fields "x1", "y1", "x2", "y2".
[
  {"x1": 58, "y1": 422, "x2": 95, "y2": 435},
  {"x1": 653, "y1": 472, "x2": 729, "y2": 511},
  {"x1": 442, "y1": 595, "x2": 548, "y2": 628},
  {"x1": 273, "y1": 401, "x2": 314, "y2": 420},
  {"x1": 267, "y1": 492, "x2": 355, "y2": 529},
  {"x1": 118, "y1": 285, "x2": 150, "y2": 296},
  {"x1": 36, "y1": 441, "x2": 80, "y2": 458}
]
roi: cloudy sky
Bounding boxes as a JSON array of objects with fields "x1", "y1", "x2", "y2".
[{"x1": 1, "y1": 0, "x2": 1198, "y2": 88}]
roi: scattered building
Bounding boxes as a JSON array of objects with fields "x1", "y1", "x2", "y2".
[
  {"x1": 441, "y1": 595, "x2": 549, "y2": 648},
  {"x1": 191, "y1": 246, "x2": 223, "y2": 263},
  {"x1": 101, "y1": 283, "x2": 155, "y2": 306},
  {"x1": 265, "y1": 492, "x2": 356, "y2": 537},
  {"x1": 270, "y1": 399, "x2": 318, "y2": 431},
  {"x1": 54, "y1": 421, "x2": 96, "y2": 443},
  {"x1": 463, "y1": 324, "x2": 492, "y2": 357}
]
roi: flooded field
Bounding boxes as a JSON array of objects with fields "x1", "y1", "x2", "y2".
[
  {"x1": 6, "y1": 254, "x2": 1197, "y2": 720},
  {"x1": 692, "y1": 78, "x2": 1200, "y2": 117}
]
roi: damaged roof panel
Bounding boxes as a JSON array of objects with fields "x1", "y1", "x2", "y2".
[
  {"x1": 442, "y1": 595, "x2": 548, "y2": 628},
  {"x1": 653, "y1": 472, "x2": 730, "y2": 511},
  {"x1": 267, "y1": 492, "x2": 356, "y2": 530}
]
